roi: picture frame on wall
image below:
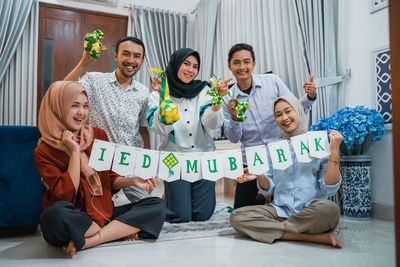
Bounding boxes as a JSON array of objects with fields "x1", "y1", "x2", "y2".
[
  {"x1": 369, "y1": 0, "x2": 388, "y2": 14},
  {"x1": 371, "y1": 44, "x2": 392, "y2": 129}
]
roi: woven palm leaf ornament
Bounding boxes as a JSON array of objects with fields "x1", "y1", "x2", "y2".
[
  {"x1": 163, "y1": 152, "x2": 179, "y2": 177},
  {"x1": 83, "y1": 29, "x2": 107, "y2": 59},
  {"x1": 227, "y1": 90, "x2": 252, "y2": 122},
  {"x1": 150, "y1": 68, "x2": 180, "y2": 125},
  {"x1": 206, "y1": 74, "x2": 224, "y2": 107}
]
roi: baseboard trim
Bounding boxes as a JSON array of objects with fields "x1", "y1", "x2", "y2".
[{"x1": 372, "y1": 202, "x2": 394, "y2": 221}]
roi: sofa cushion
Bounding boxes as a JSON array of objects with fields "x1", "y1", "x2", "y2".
[{"x1": 0, "y1": 126, "x2": 46, "y2": 232}]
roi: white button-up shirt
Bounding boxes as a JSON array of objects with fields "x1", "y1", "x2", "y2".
[
  {"x1": 79, "y1": 71, "x2": 150, "y2": 147},
  {"x1": 147, "y1": 86, "x2": 224, "y2": 152}
]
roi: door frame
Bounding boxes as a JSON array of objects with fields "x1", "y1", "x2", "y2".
[{"x1": 389, "y1": 1, "x2": 400, "y2": 266}]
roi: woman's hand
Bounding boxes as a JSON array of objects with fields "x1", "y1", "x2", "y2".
[
  {"x1": 152, "y1": 77, "x2": 161, "y2": 94},
  {"x1": 217, "y1": 78, "x2": 233, "y2": 97},
  {"x1": 303, "y1": 74, "x2": 316, "y2": 99},
  {"x1": 133, "y1": 177, "x2": 158, "y2": 194},
  {"x1": 329, "y1": 130, "x2": 343, "y2": 155},
  {"x1": 61, "y1": 130, "x2": 80, "y2": 153},
  {"x1": 236, "y1": 167, "x2": 257, "y2": 183}
]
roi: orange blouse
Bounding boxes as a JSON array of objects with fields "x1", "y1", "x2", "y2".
[{"x1": 34, "y1": 127, "x2": 119, "y2": 227}]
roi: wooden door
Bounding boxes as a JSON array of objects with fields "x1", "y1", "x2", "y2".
[{"x1": 37, "y1": 3, "x2": 128, "y2": 113}]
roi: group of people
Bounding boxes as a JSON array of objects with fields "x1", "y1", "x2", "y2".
[{"x1": 33, "y1": 36, "x2": 344, "y2": 257}]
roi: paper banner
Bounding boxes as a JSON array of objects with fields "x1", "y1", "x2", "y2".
[
  {"x1": 134, "y1": 148, "x2": 160, "y2": 179},
  {"x1": 307, "y1": 131, "x2": 330, "y2": 158},
  {"x1": 245, "y1": 145, "x2": 269, "y2": 175},
  {"x1": 88, "y1": 139, "x2": 116, "y2": 171},
  {"x1": 268, "y1": 140, "x2": 293, "y2": 170},
  {"x1": 180, "y1": 152, "x2": 202, "y2": 182},
  {"x1": 111, "y1": 144, "x2": 136, "y2": 177},
  {"x1": 200, "y1": 151, "x2": 225, "y2": 181},
  {"x1": 290, "y1": 133, "x2": 313, "y2": 163},
  {"x1": 158, "y1": 151, "x2": 181, "y2": 182},
  {"x1": 223, "y1": 149, "x2": 243, "y2": 179}
]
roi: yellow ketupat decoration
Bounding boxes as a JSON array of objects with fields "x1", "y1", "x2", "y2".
[
  {"x1": 84, "y1": 30, "x2": 107, "y2": 59},
  {"x1": 150, "y1": 68, "x2": 180, "y2": 125},
  {"x1": 206, "y1": 74, "x2": 223, "y2": 107}
]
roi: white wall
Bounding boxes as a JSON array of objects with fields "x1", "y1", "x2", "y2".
[
  {"x1": 338, "y1": 0, "x2": 393, "y2": 219},
  {"x1": 39, "y1": 0, "x2": 199, "y2": 15}
]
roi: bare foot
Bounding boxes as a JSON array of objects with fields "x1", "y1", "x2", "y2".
[
  {"x1": 281, "y1": 231, "x2": 342, "y2": 248},
  {"x1": 313, "y1": 232, "x2": 342, "y2": 248},
  {"x1": 327, "y1": 232, "x2": 343, "y2": 248},
  {"x1": 124, "y1": 232, "x2": 139, "y2": 241},
  {"x1": 66, "y1": 240, "x2": 77, "y2": 257}
]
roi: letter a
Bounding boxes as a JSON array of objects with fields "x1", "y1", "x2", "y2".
[
  {"x1": 253, "y1": 152, "x2": 264, "y2": 166},
  {"x1": 300, "y1": 141, "x2": 310, "y2": 155}
]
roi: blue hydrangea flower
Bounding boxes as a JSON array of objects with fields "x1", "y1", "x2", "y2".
[{"x1": 309, "y1": 106, "x2": 386, "y2": 155}]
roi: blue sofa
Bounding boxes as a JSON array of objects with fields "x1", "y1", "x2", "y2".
[{"x1": 0, "y1": 126, "x2": 46, "y2": 236}]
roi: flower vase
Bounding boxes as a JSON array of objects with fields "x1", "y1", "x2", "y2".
[{"x1": 340, "y1": 155, "x2": 371, "y2": 219}]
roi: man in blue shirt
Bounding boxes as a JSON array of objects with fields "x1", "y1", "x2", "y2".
[{"x1": 222, "y1": 43, "x2": 316, "y2": 209}]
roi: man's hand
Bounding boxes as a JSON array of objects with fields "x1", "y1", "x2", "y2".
[
  {"x1": 226, "y1": 98, "x2": 238, "y2": 120},
  {"x1": 303, "y1": 74, "x2": 316, "y2": 99}
]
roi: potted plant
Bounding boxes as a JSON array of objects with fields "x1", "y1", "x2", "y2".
[{"x1": 310, "y1": 106, "x2": 386, "y2": 219}]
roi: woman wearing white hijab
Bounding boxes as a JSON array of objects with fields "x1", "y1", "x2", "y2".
[{"x1": 230, "y1": 95, "x2": 343, "y2": 248}]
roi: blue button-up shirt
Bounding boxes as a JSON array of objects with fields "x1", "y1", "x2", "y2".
[
  {"x1": 257, "y1": 140, "x2": 341, "y2": 218},
  {"x1": 222, "y1": 74, "x2": 315, "y2": 164}
]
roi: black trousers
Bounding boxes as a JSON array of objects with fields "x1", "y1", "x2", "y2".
[
  {"x1": 40, "y1": 197, "x2": 166, "y2": 250},
  {"x1": 233, "y1": 165, "x2": 266, "y2": 209}
]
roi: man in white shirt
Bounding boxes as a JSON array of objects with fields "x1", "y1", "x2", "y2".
[{"x1": 64, "y1": 37, "x2": 154, "y2": 202}]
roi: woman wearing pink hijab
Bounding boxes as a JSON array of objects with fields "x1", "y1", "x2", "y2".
[{"x1": 34, "y1": 81, "x2": 166, "y2": 257}]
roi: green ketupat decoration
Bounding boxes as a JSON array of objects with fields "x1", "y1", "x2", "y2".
[
  {"x1": 84, "y1": 30, "x2": 107, "y2": 59},
  {"x1": 226, "y1": 206, "x2": 234, "y2": 213},
  {"x1": 163, "y1": 152, "x2": 179, "y2": 177},
  {"x1": 206, "y1": 74, "x2": 224, "y2": 107},
  {"x1": 150, "y1": 68, "x2": 180, "y2": 125},
  {"x1": 227, "y1": 90, "x2": 252, "y2": 122}
]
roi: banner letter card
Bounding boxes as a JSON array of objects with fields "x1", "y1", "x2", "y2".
[
  {"x1": 290, "y1": 133, "x2": 313, "y2": 163},
  {"x1": 245, "y1": 145, "x2": 269, "y2": 175},
  {"x1": 223, "y1": 149, "x2": 244, "y2": 179},
  {"x1": 307, "y1": 131, "x2": 330, "y2": 158},
  {"x1": 180, "y1": 152, "x2": 202, "y2": 182},
  {"x1": 88, "y1": 139, "x2": 116, "y2": 171},
  {"x1": 200, "y1": 151, "x2": 225, "y2": 181},
  {"x1": 111, "y1": 144, "x2": 137, "y2": 177},
  {"x1": 158, "y1": 151, "x2": 181, "y2": 182},
  {"x1": 134, "y1": 148, "x2": 160, "y2": 179},
  {"x1": 268, "y1": 140, "x2": 293, "y2": 170}
]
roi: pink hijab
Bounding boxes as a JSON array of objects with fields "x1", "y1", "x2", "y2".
[{"x1": 38, "y1": 81, "x2": 103, "y2": 196}]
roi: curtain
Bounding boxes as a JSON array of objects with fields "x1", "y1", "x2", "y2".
[
  {"x1": 128, "y1": 5, "x2": 188, "y2": 89},
  {"x1": 187, "y1": 0, "x2": 219, "y2": 81},
  {"x1": 0, "y1": 0, "x2": 38, "y2": 125},
  {"x1": 188, "y1": 0, "x2": 309, "y2": 98},
  {"x1": 293, "y1": 0, "x2": 339, "y2": 123},
  {"x1": 127, "y1": 5, "x2": 188, "y2": 149}
]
